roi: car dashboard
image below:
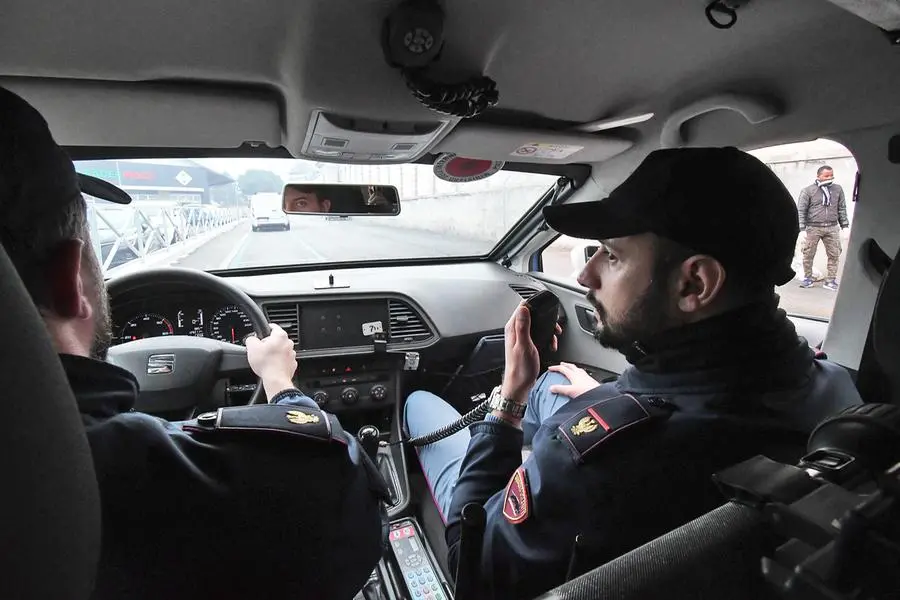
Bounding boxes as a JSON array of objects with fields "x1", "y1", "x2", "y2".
[{"x1": 109, "y1": 262, "x2": 542, "y2": 415}]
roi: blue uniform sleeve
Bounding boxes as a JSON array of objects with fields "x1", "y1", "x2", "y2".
[
  {"x1": 272, "y1": 389, "x2": 319, "y2": 408},
  {"x1": 445, "y1": 385, "x2": 675, "y2": 600},
  {"x1": 445, "y1": 421, "x2": 588, "y2": 600},
  {"x1": 84, "y1": 406, "x2": 387, "y2": 599},
  {"x1": 446, "y1": 420, "x2": 523, "y2": 530}
]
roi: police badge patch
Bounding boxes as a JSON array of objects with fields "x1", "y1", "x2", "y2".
[
  {"x1": 502, "y1": 466, "x2": 531, "y2": 524},
  {"x1": 557, "y1": 394, "x2": 653, "y2": 464}
]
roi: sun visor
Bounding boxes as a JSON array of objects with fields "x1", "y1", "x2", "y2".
[
  {"x1": 433, "y1": 122, "x2": 633, "y2": 164},
  {"x1": 0, "y1": 78, "x2": 282, "y2": 149}
]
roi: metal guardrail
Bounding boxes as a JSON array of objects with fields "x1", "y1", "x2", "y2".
[{"x1": 86, "y1": 202, "x2": 248, "y2": 274}]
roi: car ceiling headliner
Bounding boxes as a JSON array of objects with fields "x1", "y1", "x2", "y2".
[{"x1": 0, "y1": 0, "x2": 898, "y2": 163}]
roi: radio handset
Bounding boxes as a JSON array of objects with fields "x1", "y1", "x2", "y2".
[
  {"x1": 524, "y1": 290, "x2": 562, "y2": 368},
  {"x1": 404, "y1": 290, "x2": 562, "y2": 447}
]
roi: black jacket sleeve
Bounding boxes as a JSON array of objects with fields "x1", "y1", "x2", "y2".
[{"x1": 84, "y1": 397, "x2": 388, "y2": 600}]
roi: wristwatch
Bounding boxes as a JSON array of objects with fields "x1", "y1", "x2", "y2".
[{"x1": 487, "y1": 385, "x2": 527, "y2": 418}]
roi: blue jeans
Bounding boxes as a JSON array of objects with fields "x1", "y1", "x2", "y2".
[{"x1": 403, "y1": 371, "x2": 572, "y2": 523}]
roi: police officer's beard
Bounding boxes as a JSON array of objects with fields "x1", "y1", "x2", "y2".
[
  {"x1": 587, "y1": 270, "x2": 680, "y2": 354},
  {"x1": 84, "y1": 248, "x2": 113, "y2": 360}
]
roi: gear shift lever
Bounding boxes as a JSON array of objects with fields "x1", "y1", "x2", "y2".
[{"x1": 357, "y1": 425, "x2": 380, "y2": 462}]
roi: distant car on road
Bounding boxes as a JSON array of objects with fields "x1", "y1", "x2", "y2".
[{"x1": 250, "y1": 192, "x2": 290, "y2": 232}]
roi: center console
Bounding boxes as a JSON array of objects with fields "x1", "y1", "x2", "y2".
[
  {"x1": 385, "y1": 518, "x2": 451, "y2": 600},
  {"x1": 353, "y1": 517, "x2": 453, "y2": 600},
  {"x1": 294, "y1": 354, "x2": 400, "y2": 413}
]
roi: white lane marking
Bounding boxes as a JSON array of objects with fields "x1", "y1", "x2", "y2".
[
  {"x1": 219, "y1": 231, "x2": 250, "y2": 269},
  {"x1": 293, "y1": 233, "x2": 327, "y2": 261}
]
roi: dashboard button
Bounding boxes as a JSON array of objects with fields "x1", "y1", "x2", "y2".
[
  {"x1": 312, "y1": 390, "x2": 330, "y2": 407},
  {"x1": 371, "y1": 384, "x2": 388, "y2": 402},
  {"x1": 341, "y1": 387, "x2": 360, "y2": 405}
]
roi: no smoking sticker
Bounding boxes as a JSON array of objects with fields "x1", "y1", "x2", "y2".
[
  {"x1": 512, "y1": 142, "x2": 584, "y2": 160},
  {"x1": 433, "y1": 153, "x2": 505, "y2": 183}
]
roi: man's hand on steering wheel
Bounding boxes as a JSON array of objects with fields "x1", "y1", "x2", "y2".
[{"x1": 246, "y1": 323, "x2": 298, "y2": 402}]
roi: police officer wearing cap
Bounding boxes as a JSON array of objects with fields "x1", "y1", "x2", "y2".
[
  {"x1": 405, "y1": 147, "x2": 863, "y2": 599},
  {"x1": 0, "y1": 87, "x2": 387, "y2": 599}
]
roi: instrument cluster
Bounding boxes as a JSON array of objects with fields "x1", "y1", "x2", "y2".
[{"x1": 114, "y1": 298, "x2": 255, "y2": 346}]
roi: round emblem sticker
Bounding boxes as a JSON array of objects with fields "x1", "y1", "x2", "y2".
[{"x1": 433, "y1": 153, "x2": 505, "y2": 183}]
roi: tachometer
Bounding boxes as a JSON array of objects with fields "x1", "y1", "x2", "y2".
[
  {"x1": 119, "y1": 313, "x2": 174, "y2": 343},
  {"x1": 209, "y1": 305, "x2": 254, "y2": 345}
]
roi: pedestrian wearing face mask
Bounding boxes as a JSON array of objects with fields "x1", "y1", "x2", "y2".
[{"x1": 797, "y1": 165, "x2": 849, "y2": 290}]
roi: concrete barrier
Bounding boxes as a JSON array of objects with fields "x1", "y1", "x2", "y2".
[{"x1": 387, "y1": 184, "x2": 553, "y2": 242}]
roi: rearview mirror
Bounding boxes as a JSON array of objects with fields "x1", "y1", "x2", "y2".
[{"x1": 281, "y1": 184, "x2": 400, "y2": 216}]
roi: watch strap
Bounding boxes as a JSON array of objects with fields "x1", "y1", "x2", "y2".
[{"x1": 488, "y1": 385, "x2": 527, "y2": 418}]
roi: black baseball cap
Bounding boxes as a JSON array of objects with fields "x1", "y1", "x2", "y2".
[
  {"x1": 0, "y1": 86, "x2": 131, "y2": 218},
  {"x1": 543, "y1": 147, "x2": 799, "y2": 286}
]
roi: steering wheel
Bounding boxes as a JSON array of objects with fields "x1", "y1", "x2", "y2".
[{"x1": 106, "y1": 267, "x2": 271, "y2": 413}]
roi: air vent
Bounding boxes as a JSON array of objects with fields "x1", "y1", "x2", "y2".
[
  {"x1": 388, "y1": 300, "x2": 432, "y2": 344},
  {"x1": 509, "y1": 284, "x2": 541, "y2": 300},
  {"x1": 264, "y1": 303, "x2": 300, "y2": 344}
]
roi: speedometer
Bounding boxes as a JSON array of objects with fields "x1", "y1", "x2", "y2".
[
  {"x1": 119, "y1": 313, "x2": 174, "y2": 343},
  {"x1": 209, "y1": 305, "x2": 254, "y2": 345}
]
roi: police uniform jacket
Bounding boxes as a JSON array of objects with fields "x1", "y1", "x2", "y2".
[
  {"x1": 445, "y1": 302, "x2": 862, "y2": 600},
  {"x1": 65, "y1": 354, "x2": 388, "y2": 600}
]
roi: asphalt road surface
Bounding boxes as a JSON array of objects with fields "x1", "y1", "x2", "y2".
[{"x1": 173, "y1": 219, "x2": 489, "y2": 271}]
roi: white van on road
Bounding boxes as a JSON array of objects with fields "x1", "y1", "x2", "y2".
[{"x1": 250, "y1": 192, "x2": 290, "y2": 232}]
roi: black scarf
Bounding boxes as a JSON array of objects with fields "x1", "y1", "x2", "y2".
[{"x1": 618, "y1": 298, "x2": 813, "y2": 395}]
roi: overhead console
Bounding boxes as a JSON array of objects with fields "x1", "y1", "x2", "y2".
[{"x1": 300, "y1": 109, "x2": 456, "y2": 164}]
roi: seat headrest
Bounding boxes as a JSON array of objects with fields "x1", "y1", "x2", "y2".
[{"x1": 0, "y1": 241, "x2": 100, "y2": 599}]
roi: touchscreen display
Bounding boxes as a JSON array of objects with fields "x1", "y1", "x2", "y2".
[{"x1": 300, "y1": 300, "x2": 389, "y2": 350}]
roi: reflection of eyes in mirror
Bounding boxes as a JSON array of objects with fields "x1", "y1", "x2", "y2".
[
  {"x1": 283, "y1": 185, "x2": 333, "y2": 213},
  {"x1": 281, "y1": 184, "x2": 401, "y2": 216}
]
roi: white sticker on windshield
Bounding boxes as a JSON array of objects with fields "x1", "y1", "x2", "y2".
[
  {"x1": 362, "y1": 321, "x2": 384, "y2": 336},
  {"x1": 512, "y1": 142, "x2": 584, "y2": 160}
]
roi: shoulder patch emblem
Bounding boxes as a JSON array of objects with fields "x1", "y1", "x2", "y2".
[
  {"x1": 286, "y1": 410, "x2": 320, "y2": 425},
  {"x1": 183, "y1": 404, "x2": 333, "y2": 443},
  {"x1": 570, "y1": 416, "x2": 599, "y2": 436},
  {"x1": 558, "y1": 394, "x2": 652, "y2": 464},
  {"x1": 502, "y1": 466, "x2": 531, "y2": 524}
]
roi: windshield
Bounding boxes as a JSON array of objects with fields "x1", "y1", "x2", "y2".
[{"x1": 74, "y1": 158, "x2": 558, "y2": 275}]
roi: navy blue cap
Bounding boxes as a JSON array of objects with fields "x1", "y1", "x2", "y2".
[{"x1": 543, "y1": 147, "x2": 799, "y2": 286}]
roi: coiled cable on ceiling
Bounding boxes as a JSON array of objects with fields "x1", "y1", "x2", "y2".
[{"x1": 402, "y1": 68, "x2": 499, "y2": 118}]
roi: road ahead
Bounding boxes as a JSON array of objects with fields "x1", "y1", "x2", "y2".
[{"x1": 173, "y1": 218, "x2": 488, "y2": 271}]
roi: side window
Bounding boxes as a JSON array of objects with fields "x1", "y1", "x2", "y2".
[
  {"x1": 753, "y1": 140, "x2": 856, "y2": 321},
  {"x1": 540, "y1": 236, "x2": 597, "y2": 284},
  {"x1": 538, "y1": 139, "x2": 857, "y2": 322}
]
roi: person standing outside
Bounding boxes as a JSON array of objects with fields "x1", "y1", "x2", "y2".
[{"x1": 797, "y1": 165, "x2": 849, "y2": 290}]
